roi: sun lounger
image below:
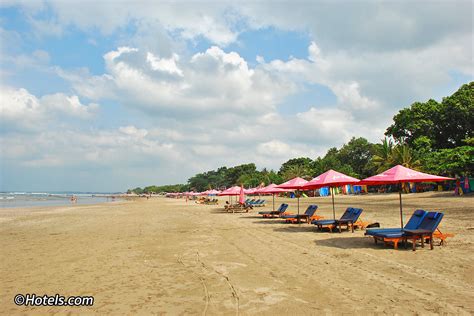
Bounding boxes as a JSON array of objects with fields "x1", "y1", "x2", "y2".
[
  {"x1": 281, "y1": 205, "x2": 318, "y2": 223},
  {"x1": 335, "y1": 208, "x2": 363, "y2": 232},
  {"x1": 224, "y1": 202, "x2": 252, "y2": 213},
  {"x1": 311, "y1": 208, "x2": 363, "y2": 233},
  {"x1": 403, "y1": 211, "x2": 444, "y2": 251},
  {"x1": 258, "y1": 203, "x2": 289, "y2": 218},
  {"x1": 366, "y1": 209, "x2": 427, "y2": 235},
  {"x1": 205, "y1": 198, "x2": 218, "y2": 205},
  {"x1": 365, "y1": 209, "x2": 427, "y2": 249},
  {"x1": 432, "y1": 229, "x2": 455, "y2": 246},
  {"x1": 226, "y1": 203, "x2": 253, "y2": 213},
  {"x1": 368, "y1": 211, "x2": 444, "y2": 251},
  {"x1": 249, "y1": 199, "x2": 266, "y2": 207}
]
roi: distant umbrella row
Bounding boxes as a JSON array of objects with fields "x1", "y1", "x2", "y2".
[
  {"x1": 166, "y1": 165, "x2": 454, "y2": 228},
  {"x1": 167, "y1": 165, "x2": 452, "y2": 197}
]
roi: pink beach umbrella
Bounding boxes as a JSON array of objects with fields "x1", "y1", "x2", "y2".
[
  {"x1": 359, "y1": 165, "x2": 454, "y2": 228},
  {"x1": 207, "y1": 189, "x2": 221, "y2": 195},
  {"x1": 218, "y1": 186, "x2": 241, "y2": 204},
  {"x1": 276, "y1": 177, "x2": 309, "y2": 215},
  {"x1": 256, "y1": 183, "x2": 294, "y2": 211},
  {"x1": 244, "y1": 187, "x2": 258, "y2": 194},
  {"x1": 239, "y1": 185, "x2": 245, "y2": 204},
  {"x1": 302, "y1": 169, "x2": 360, "y2": 219},
  {"x1": 218, "y1": 186, "x2": 241, "y2": 196}
]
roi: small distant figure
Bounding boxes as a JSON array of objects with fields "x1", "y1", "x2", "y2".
[{"x1": 70, "y1": 195, "x2": 77, "y2": 203}]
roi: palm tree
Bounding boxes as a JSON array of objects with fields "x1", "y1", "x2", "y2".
[
  {"x1": 282, "y1": 164, "x2": 311, "y2": 181},
  {"x1": 372, "y1": 138, "x2": 394, "y2": 172},
  {"x1": 391, "y1": 143, "x2": 421, "y2": 170}
]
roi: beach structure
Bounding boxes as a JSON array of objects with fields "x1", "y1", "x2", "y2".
[
  {"x1": 302, "y1": 169, "x2": 360, "y2": 220},
  {"x1": 276, "y1": 177, "x2": 308, "y2": 215},
  {"x1": 258, "y1": 203, "x2": 289, "y2": 218},
  {"x1": 255, "y1": 183, "x2": 292, "y2": 211},
  {"x1": 281, "y1": 204, "x2": 319, "y2": 223},
  {"x1": 359, "y1": 165, "x2": 453, "y2": 228},
  {"x1": 312, "y1": 207, "x2": 363, "y2": 233}
]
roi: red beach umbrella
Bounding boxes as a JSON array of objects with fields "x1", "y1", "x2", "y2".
[
  {"x1": 218, "y1": 186, "x2": 241, "y2": 196},
  {"x1": 359, "y1": 165, "x2": 454, "y2": 228},
  {"x1": 207, "y1": 189, "x2": 221, "y2": 195},
  {"x1": 239, "y1": 185, "x2": 245, "y2": 204},
  {"x1": 218, "y1": 186, "x2": 241, "y2": 204},
  {"x1": 276, "y1": 177, "x2": 309, "y2": 215},
  {"x1": 302, "y1": 169, "x2": 360, "y2": 219},
  {"x1": 244, "y1": 187, "x2": 258, "y2": 194},
  {"x1": 256, "y1": 183, "x2": 294, "y2": 211}
]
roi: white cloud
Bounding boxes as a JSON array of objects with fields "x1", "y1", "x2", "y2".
[
  {"x1": 146, "y1": 52, "x2": 183, "y2": 76},
  {"x1": 0, "y1": 86, "x2": 98, "y2": 131},
  {"x1": 62, "y1": 45, "x2": 293, "y2": 114},
  {"x1": 119, "y1": 126, "x2": 148, "y2": 138}
]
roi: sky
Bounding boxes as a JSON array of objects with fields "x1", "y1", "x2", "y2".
[{"x1": 0, "y1": 0, "x2": 472, "y2": 192}]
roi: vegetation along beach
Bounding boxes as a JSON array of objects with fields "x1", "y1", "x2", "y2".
[{"x1": 1, "y1": 1, "x2": 473, "y2": 315}]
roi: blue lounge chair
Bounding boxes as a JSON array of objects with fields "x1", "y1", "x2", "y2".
[
  {"x1": 335, "y1": 208, "x2": 363, "y2": 232},
  {"x1": 252, "y1": 200, "x2": 266, "y2": 207},
  {"x1": 281, "y1": 205, "x2": 318, "y2": 223},
  {"x1": 258, "y1": 203, "x2": 289, "y2": 218},
  {"x1": 365, "y1": 209, "x2": 427, "y2": 237},
  {"x1": 312, "y1": 208, "x2": 363, "y2": 233},
  {"x1": 249, "y1": 199, "x2": 262, "y2": 205},
  {"x1": 368, "y1": 211, "x2": 444, "y2": 250},
  {"x1": 403, "y1": 211, "x2": 444, "y2": 251}
]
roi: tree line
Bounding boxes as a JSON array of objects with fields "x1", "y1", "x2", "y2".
[{"x1": 128, "y1": 82, "x2": 473, "y2": 194}]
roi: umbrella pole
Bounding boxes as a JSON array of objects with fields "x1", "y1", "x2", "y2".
[
  {"x1": 297, "y1": 190, "x2": 300, "y2": 215},
  {"x1": 272, "y1": 194, "x2": 275, "y2": 211},
  {"x1": 331, "y1": 187, "x2": 336, "y2": 220},
  {"x1": 399, "y1": 183, "x2": 404, "y2": 229}
]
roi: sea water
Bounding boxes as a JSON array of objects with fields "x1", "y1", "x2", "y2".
[{"x1": 0, "y1": 192, "x2": 121, "y2": 208}]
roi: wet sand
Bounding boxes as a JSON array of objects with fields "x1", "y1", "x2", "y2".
[{"x1": 0, "y1": 192, "x2": 473, "y2": 315}]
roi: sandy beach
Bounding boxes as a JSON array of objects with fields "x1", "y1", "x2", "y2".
[{"x1": 1, "y1": 192, "x2": 473, "y2": 315}]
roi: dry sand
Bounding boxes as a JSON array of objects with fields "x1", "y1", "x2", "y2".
[{"x1": 0, "y1": 192, "x2": 473, "y2": 315}]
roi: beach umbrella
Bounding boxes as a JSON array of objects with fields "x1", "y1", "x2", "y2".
[
  {"x1": 359, "y1": 165, "x2": 454, "y2": 228},
  {"x1": 276, "y1": 177, "x2": 308, "y2": 215},
  {"x1": 302, "y1": 169, "x2": 360, "y2": 220},
  {"x1": 218, "y1": 186, "x2": 241, "y2": 204},
  {"x1": 239, "y1": 185, "x2": 245, "y2": 204},
  {"x1": 244, "y1": 187, "x2": 258, "y2": 194},
  {"x1": 256, "y1": 183, "x2": 294, "y2": 211},
  {"x1": 218, "y1": 186, "x2": 241, "y2": 196}
]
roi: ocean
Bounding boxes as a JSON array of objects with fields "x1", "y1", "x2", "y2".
[{"x1": 0, "y1": 192, "x2": 122, "y2": 208}]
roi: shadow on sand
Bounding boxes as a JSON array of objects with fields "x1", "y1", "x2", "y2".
[
  {"x1": 314, "y1": 236, "x2": 415, "y2": 251},
  {"x1": 272, "y1": 225, "x2": 316, "y2": 233}
]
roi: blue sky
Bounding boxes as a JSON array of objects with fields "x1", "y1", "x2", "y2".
[{"x1": 0, "y1": 1, "x2": 472, "y2": 192}]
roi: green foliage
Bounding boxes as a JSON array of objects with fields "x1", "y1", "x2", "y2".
[
  {"x1": 372, "y1": 137, "x2": 394, "y2": 172},
  {"x1": 391, "y1": 143, "x2": 421, "y2": 170},
  {"x1": 337, "y1": 137, "x2": 376, "y2": 178},
  {"x1": 311, "y1": 137, "x2": 375, "y2": 178},
  {"x1": 386, "y1": 82, "x2": 473, "y2": 149},
  {"x1": 187, "y1": 163, "x2": 261, "y2": 191},
  {"x1": 127, "y1": 187, "x2": 144, "y2": 194},
  {"x1": 278, "y1": 157, "x2": 313, "y2": 180},
  {"x1": 424, "y1": 145, "x2": 474, "y2": 175}
]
